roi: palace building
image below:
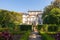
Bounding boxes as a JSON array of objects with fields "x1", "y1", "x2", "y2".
[{"x1": 22, "y1": 11, "x2": 43, "y2": 25}]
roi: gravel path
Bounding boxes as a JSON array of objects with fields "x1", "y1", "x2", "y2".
[
  {"x1": 29, "y1": 26, "x2": 42, "y2": 40},
  {"x1": 29, "y1": 32, "x2": 42, "y2": 40}
]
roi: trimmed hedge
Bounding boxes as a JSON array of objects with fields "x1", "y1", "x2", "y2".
[
  {"x1": 38, "y1": 24, "x2": 58, "y2": 32},
  {"x1": 19, "y1": 25, "x2": 32, "y2": 31},
  {"x1": 48, "y1": 24, "x2": 58, "y2": 32},
  {"x1": 58, "y1": 25, "x2": 60, "y2": 31},
  {"x1": 0, "y1": 28, "x2": 8, "y2": 32},
  {"x1": 37, "y1": 24, "x2": 43, "y2": 30}
]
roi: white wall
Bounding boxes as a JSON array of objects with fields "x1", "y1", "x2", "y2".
[{"x1": 22, "y1": 11, "x2": 43, "y2": 24}]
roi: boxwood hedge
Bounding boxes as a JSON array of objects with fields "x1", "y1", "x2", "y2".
[
  {"x1": 19, "y1": 25, "x2": 32, "y2": 31},
  {"x1": 48, "y1": 24, "x2": 58, "y2": 32}
]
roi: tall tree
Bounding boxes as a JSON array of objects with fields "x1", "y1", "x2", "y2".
[
  {"x1": 42, "y1": 0, "x2": 60, "y2": 18},
  {"x1": 42, "y1": 0, "x2": 60, "y2": 24},
  {"x1": 0, "y1": 9, "x2": 22, "y2": 27},
  {"x1": 53, "y1": 0, "x2": 60, "y2": 8},
  {"x1": 43, "y1": 8, "x2": 60, "y2": 24}
]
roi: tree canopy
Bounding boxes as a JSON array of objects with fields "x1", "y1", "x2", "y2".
[
  {"x1": 43, "y1": 8, "x2": 60, "y2": 24},
  {"x1": 42, "y1": 0, "x2": 60, "y2": 24},
  {"x1": 42, "y1": 0, "x2": 60, "y2": 18},
  {"x1": 0, "y1": 9, "x2": 22, "y2": 27}
]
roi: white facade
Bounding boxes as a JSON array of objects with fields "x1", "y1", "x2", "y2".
[{"x1": 22, "y1": 11, "x2": 43, "y2": 25}]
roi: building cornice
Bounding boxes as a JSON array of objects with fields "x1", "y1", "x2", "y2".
[{"x1": 28, "y1": 10, "x2": 42, "y2": 12}]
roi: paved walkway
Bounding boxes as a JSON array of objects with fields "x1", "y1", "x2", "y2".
[
  {"x1": 29, "y1": 32, "x2": 42, "y2": 40},
  {"x1": 29, "y1": 27, "x2": 42, "y2": 40}
]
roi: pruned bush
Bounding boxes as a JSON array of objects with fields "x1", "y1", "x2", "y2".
[
  {"x1": 48, "y1": 24, "x2": 58, "y2": 32},
  {"x1": 0, "y1": 28, "x2": 8, "y2": 32},
  {"x1": 58, "y1": 25, "x2": 60, "y2": 31},
  {"x1": 37, "y1": 24, "x2": 43, "y2": 30},
  {"x1": 19, "y1": 25, "x2": 32, "y2": 31}
]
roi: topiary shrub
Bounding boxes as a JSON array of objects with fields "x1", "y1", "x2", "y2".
[
  {"x1": 48, "y1": 24, "x2": 58, "y2": 32},
  {"x1": 58, "y1": 25, "x2": 60, "y2": 31},
  {"x1": 19, "y1": 25, "x2": 32, "y2": 31},
  {"x1": 37, "y1": 24, "x2": 43, "y2": 30}
]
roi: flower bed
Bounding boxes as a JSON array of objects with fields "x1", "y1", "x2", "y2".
[{"x1": 0, "y1": 31, "x2": 13, "y2": 40}]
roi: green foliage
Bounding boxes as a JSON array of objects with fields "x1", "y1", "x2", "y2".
[
  {"x1": 20, "y1": 31, "x2": 31, "y2": 40},
  {"x1": 38, "y1": 24, "x2": 58, "y2": 32},
  {"x1": 0, "y1": 9, "x2": 22, "y2": 35},
  {"x1": 43, "y1": 8, "x2": 60, "y2": 32},
  {"x1": 37, "y1": 24, "x2": 43, "y2": 30},
  {"x1": 42, "y1": 0, "x2": 60, "y2": 24},
  {"x1": 48, "y1": 24, "x2": 58, "y2": 32},
  {"x1": 20, "y1": 25, "x2": 32, "y2": 31},
  {"x1": 58, "y1": 25, "x2": 60, "y2": 31},
  {"x1": 43, "y1": 14, "x2": 58, "y2": 24},
  {"x1": 37, "y1": 24, "x2": 48, "y2": 32},
  {"x1": 8, "y1": 25, "x2": 21, "y2": 34},
  {"x1": 41, "y1": 33, "x2": 55, "y2": 40},
  {"x1": 43, "y1": 24, "x2": 48, "y2": 32},
  {"x1": 43, "y1": 8, "x2": 60, "y2": 24},
  {"x1": 50, "y1": 8, "x2": 60, "y2": 24},
  {"x1": 0, "y1": 28, "x2": 7, "y2": 32},
  {"x1": 0, "y1": 9, "x2": 22, "y2": 28},
  {"x1": 53, "y1": 0, "x2": 60, "y2": 8},
  {"x1": 0, "y1": 27, "x2": 21, "y2": 35},
  {"x1": 42, "y1": 5, "x2": 55, "y2": 18}
]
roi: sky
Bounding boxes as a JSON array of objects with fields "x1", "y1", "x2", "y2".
[{"x1": 0, "y1": 0, "x2": 54, "y2": 12}]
